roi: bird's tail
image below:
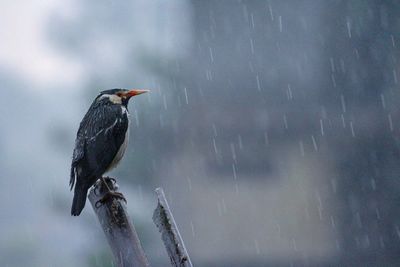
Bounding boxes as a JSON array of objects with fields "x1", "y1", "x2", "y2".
[{"x1": 71, "y1": 184, "x2": 89, "y2": 216}]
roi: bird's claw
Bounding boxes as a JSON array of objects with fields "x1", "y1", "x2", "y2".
[
  {"x1": 104, "y1": 176, "x2": 117, "y2": 185},
  {"x1": 95, "y1": 191, "x2": 127, "y2": 208}
]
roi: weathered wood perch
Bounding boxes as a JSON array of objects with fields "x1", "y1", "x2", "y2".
[
  {"x1": 153, "y1": 188, "x2": 193, "y2": 267},
  {"x1": 88, "y1": 178, "x2": 150, "y2": 267}
]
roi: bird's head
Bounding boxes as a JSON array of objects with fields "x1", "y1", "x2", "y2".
[{"x1": 96, "y1": 88, "x2": 149, "y2": 106}]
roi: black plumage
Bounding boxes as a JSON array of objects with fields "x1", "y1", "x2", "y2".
[{"x1": 70, "y1": 89, "x2": 147, "y2": 216}]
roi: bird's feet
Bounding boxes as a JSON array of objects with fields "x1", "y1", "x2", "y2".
[{"x1": 95, "y1": 191, "x2": 127, "y2": 208}]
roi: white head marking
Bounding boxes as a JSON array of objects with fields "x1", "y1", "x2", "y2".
[{"x1": 98, "y1": 94, "x2": 122, "y2": 104}]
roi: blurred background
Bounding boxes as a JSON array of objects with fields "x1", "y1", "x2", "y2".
[{"x1": 1, "y1": 0, "x2": 400, "y2": 266}]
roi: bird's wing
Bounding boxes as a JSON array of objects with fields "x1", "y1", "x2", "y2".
[
  {"x1": 70, "y1": 103, "x2": 128, "y2": 190},
  {"x1": 70, "y1": 135, "x2": 85, "y2": 190},
  {"x1": 84, "y1": 104, "x2": 128, "y2": 174}
]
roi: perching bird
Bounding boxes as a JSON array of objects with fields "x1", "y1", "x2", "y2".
[{"x1": 70, "y1": 88, "x2": 148, "y2": 216}]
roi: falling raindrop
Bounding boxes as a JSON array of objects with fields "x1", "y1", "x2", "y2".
[
  {"x1": 250, "y1": 38, "x2": 255, "y2": 54},
  {"x1": 370, "y1": 178, "x2": 376, "y2": 191},
  {"x1": 341, "y1": 114, "x2": 346, "y2": 128},
  {"x1": 209, "y1": 47, "x2": 214, "y2": 63},
  {"x1": 230, "y1": 143, "x2": 237, "y2": 162},
  {"x1": 232, "y1": 163, "x2": 237, "y2": 180},
  {"x1": 395, "y1": 225, "x2": 400, "y2": 239},
  {"x1": 190, "y1": 221, "x2": 195, "y2": 237},
  {"x1": 317, "y1": 205, "x2": 323, "y2": 220},
  {"x1": 246, "y1": 61, "x2": 254, "y2": 73},
  {"x1": 276, "y1": 222, "x2": 281, "y2": 237},
  {"x1": 375, "y1": 207, "x2": 381, "y2": 220},
  {"x1": 330, "y1": 57, "x2": 335, "y2": 72},
  {"x1": 238, "y1": 134, "x2": 243, "y2": 150},
  {"x1": 162, "y1": 94, "x2": 168, "y2": 110},
  {"x1": 291, "y1": 238, "x2": 298, "y2": 251},
  {"x1": 311, "y1": 135, "x2": 318, "y2": 151},
  {"x1": 346, "y1": 19, "x2": 352, "y2": 38},
  {"x1": 340, "y1": 58, "x2": 346, "y2": 73},
  {"x1": 134, "y1": 108, "x2": 139, "y2": 126},
  {"x1": 184, "y1": 87, "x2": 189, "y2": 104},
  {"x1": 320, "y1": 119, "x2": 325, "y2": 136},
  {"x1": 299, "y1": 140, "x2": 305, "y2": 156},
  {"x1": 256, "y1": 75, "x2": 261, "y2": 91},
  {"x1": 264, "y1": 131, "x2": 269, "y2": 146},
  {"x1": 350, "y1": 121, "x2": 355, "y2": 137},
  {"x1": 331, "y1": 73, "x2": 337, "y2": 87},
  {"x1": 217, "y1": 201, "x2": 222, "y2": 217},
  {"x1": 330, "y1": 216, "x2": 336, "y2": 229},
  {"x1": 354, "y1": 48, "x2": 360, "y2": 59},
  {"x1": 159, "y1": 114, "x2": 164, "y2": 128},
  {"x1": 287, "y1": 84, "x2": 293, "y2": 100},
  {"x1": 212, "y1": 138, "x2": 218, "y2": 156},
  {"x1": 205, "y1": 69, "x2": 212, "y2": 80},
  {"x1": 268, "y1": 2, "x2": 274, "y2": 21},
  {"x1": 283, "y1": 114, "x2": 288, "y2": 129},
  {"x1": 316, "y1": 190, "x2": 322, "y2": 208},
  {"x1": 212, "y1": 123, "x2": 218, "y2": 137},
  {"x1": 278, "y1": 15, "x2": 283, "y2": 32},
  {"x1": 388, "y1": 113, "x2": 393, "y2": 131},
  {"x1": 340, "y1": 94, "x2": 346, "y2": 113},
  {"x1": 380, "y1": 94, "x2": 386, "y2": 109}
]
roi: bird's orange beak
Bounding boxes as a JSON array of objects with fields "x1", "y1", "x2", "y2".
[{"x1": 125, "y1": 89, "x2": 149, "y2": 97}]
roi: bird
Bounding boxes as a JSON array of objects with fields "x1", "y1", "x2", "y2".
[{"x1": 70, "y1": 88, "x2": 148, "y2": 216}]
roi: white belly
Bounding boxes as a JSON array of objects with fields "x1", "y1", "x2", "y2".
[{"x1": 105, "y1": 126, "x2": 129, "y2": 173}]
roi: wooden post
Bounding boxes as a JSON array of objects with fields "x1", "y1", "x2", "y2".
[
  {"x1": 88, "y1": 178, "x2": 150, "y2": 267},
  {"x1": 153, "y1": 187, "x2": 193, "y2": 267}
]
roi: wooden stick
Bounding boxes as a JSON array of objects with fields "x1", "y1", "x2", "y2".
[
  {"x1": 153, "y1": 187, "x2": 193, "y2": 267},
  {"x1": 88, "y1": 178, "x2": 150, "y2": 267}
]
